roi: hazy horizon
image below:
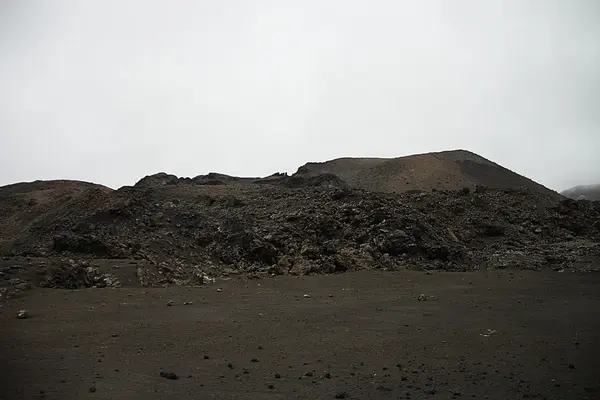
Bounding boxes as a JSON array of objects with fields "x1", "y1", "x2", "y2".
[{"x1": 1, "y1": 1, "x2": 599, "y2": 191}]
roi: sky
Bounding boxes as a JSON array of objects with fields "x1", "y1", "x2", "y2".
[{"x1": 1, "y1": 0, "x2": 599, "y2": 191}]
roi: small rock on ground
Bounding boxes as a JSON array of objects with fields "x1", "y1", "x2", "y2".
[{"x1": 160, "y1": 372, "x2": 179, "y2": 380}]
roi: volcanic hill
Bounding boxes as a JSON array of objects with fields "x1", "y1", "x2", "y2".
[
  {"x1": 294, "y1": 149, "x2": 561, "y2": 199},
  {"x1": 0, "y1": 180, "x2": 112, "y2": 254},
  {"x1": 0, "y1": 150, "x2": 598, "y2": 288},
  {"x1": 561, "y1": 184, "x2": 600, "y2": 201}
]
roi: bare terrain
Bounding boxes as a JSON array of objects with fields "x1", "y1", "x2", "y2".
[
  {"x1": 1, "y1": 150, "x2": 599, "y2": 399},
  {"x1": 1, "y1": 270, "x2": 599, "y2": 400},
  {"x1": 294, "y1": 150, "x2": 561, "y2": 199},
  {"x1": 0, "y1": 180, "x2": 112, "y2": 254}
]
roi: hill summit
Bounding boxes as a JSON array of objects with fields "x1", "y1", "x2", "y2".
[
  {"x1": 294, "y1": 149, "x2": 560, "y2": 198},
  {"x1": 561, "y1": 184, "x2": 600, "y2": 201}
]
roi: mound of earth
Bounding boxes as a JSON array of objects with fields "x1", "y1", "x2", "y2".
[
  {"x1": 0, "y1": 180, "x2": 112, "y2": 254},
  {"x1": 135, "y1": 172, "x2": 265, "y2": 188},
  {"x1": 1, "y1": 149, "x2": 598, "y2": 287},
  {"x1": 133, "y1": 171, "x2": 347, "y2": 190},
  {"x1": 294, "y1": 149, "x2": 561, "y2": 199},
  {"x1": 561, "y1": 184, "x2": 600, "y2": 201},
  {"x1": 1, "y1": 179, "x2": 598, "y2": 286}
]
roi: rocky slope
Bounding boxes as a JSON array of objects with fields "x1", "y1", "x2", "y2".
[
  {"x1": 295, "y1": 149, "x2": 562, "y2": 199},
  {"x1": 1, "y1": 151, "x2": 598, "y2": 287},
  {"x1": 1, "y1": 179, "x2": 598, "y2": 287},
  {"x1": 0, "y1": 180, "x2": 112, "y2": 254}
]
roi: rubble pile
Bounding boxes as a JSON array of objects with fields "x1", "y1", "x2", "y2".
[
  {"x1": 39, "y1": 260, "x2": 121, "y2": 289},
  {"x1": 2, "y1": 176, "x2": 598, "y2": 280},
  {"x1": 136, "y1": 260, "x2": 216, "y2": 287},
  {"x1": 0, "y1": 266, "x2": 32, "y2": 299}
]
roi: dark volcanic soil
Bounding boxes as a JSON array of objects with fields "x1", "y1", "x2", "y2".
[
  {"x1": 1, "y1": 154, "x2": 599, "y2": 400},
  {"x1": 2, "y1": 270, "x2": 599, "y2": 400}
]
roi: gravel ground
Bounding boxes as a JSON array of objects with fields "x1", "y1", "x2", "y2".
[{"x1": 1, "y1": 270, "x2": 599, "y2": 400}]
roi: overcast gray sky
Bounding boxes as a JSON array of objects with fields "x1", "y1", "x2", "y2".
[{"x1": 1, "y1": 0, "x2": 598, "y2": 190}]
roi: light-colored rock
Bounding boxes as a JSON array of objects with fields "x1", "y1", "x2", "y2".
[{"x1": 14, "y1": 282, "x2": 31, "y2": 291}]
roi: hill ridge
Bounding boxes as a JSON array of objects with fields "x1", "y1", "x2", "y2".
[
  {"x1": 561, "y1": 183, "x2": 600, "y2": 201},
  {"x1": 294, "y1": 149, "x2": 561, "y2": 199}
]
